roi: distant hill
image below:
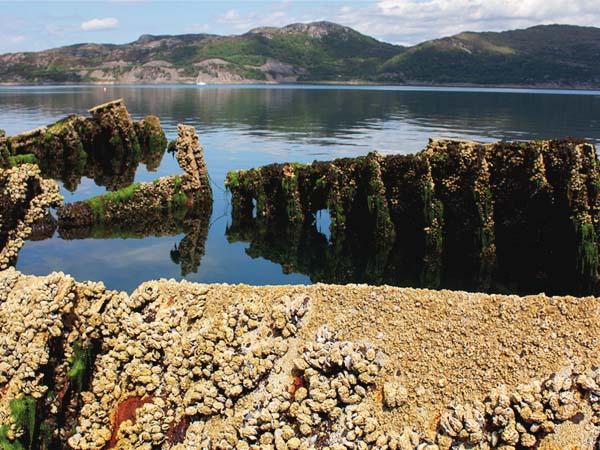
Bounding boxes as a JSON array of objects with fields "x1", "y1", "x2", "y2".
[
  {"x1": 1, "y1": 22, "x2": 599, "y2": 87},
  {"x1": 380, "y1": 25, "x2": 600, "y2": 86}
]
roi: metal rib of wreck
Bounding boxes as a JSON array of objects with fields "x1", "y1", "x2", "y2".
[
  {"x1": 1, "y1": 99, "x2": 168, "y2": 191},
  {"x1": 226, "y1": 138, "x2": 600, "y2": 294},
  {"x1": 0, "y1": 100, "x2": 213, "y2": 273},
  {"x1": 57, "y1": 123, "x2": 212, "y2": 229}
]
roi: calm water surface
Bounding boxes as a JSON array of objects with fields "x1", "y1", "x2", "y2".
[{"x1": 2, "y1": 84, "x2": 600, "y2": 292}]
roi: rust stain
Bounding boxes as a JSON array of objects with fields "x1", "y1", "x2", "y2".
[
  {"x1": 288, "y1": 375, "x2": 305, "y2": 395},
  {"x1": 106, "y1": 396, "x2": 153, "y2": 449},
  {"x1": 166, "y1": 416, "x2": 190, "y2": 444},
  {"x1": 57, "y1": 380, "x2": 70, "y2": 402},
  {"x1": 428, "y1": 412, "x2": 442, "y2": 434},
  {"x1": 186, "y1": 194, "x2": 194, "y2": 208},
  {"x1": 283, "y1": 164, "x2": 294, "y2": 177}
]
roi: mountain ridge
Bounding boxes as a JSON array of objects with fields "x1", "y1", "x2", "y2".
[{"x1": 1, "y1": 22, "x2": 599, "y2": 87}]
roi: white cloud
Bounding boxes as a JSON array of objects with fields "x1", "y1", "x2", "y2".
[
  {"x1": 184, "y1": 23, "x2": 211, "y2": 33},
  {"x1": 80, "y1": 17, "x2": 119, "y2": 32},
  {"x1": 377, "y1": 0, "x2": 595, "y2": 23},
  {"x1": 218, "y1": 9, "x2": 249, "y2": 30},
  {"x1": 218, "y1": 8, "x2": 298, "y2": 32},
  {"x1": 223, "y1": 9, "x2": 241, "y2": 22},
  {"x1": 3, "y1": 34, "x2": 26, "y2": 44},
  {"x1": 334, "y1": 0, "x2": 600, "y2": 45}
]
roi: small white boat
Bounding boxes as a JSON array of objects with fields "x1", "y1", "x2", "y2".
[{"x1": 196, "y1": 81, "x2": 207, "y2": 86}]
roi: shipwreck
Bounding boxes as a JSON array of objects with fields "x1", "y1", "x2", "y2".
[
  {"x1": 226, "y1": 138, "x2": 600, "y2": 295},
  {"x1": 0, "y1": 100, "x2": 213, "y2": 270},
  {"x1": 2, "y1": 101, "x2": 600, "y2": 448}
]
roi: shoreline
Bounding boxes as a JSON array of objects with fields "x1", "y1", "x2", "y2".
[{"x1": 2, "y1": 80, "x2": 600, "y2": 92}]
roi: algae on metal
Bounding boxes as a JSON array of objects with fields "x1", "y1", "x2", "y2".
[
  {"x1": 3, "y1": 100, "x2": 168, "y2": 192},
  {"x1": 226, "y1": 138, "x2": 600, "y2": 294},
  {"x1": 0, "y1": 397, "x2": 37, "y2": 450}
]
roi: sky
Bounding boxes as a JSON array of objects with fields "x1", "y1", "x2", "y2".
[{"x1": 0, "y1": 0, "x2": 599, "y2": 53}]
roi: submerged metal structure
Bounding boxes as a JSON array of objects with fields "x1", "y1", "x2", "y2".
[
  {"x1": 0, "y1": 100, "x2": 213, "y2": 272},
  {"x1": 2, "y1": 99, "x2": 167, "y2": 191},
  {"x1": 226, "y1": 139, "x2": 600, "y2": 294}
]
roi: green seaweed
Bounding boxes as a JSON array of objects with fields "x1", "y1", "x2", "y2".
[
  {"x1": 0, "y1": 426, "x2": 25, "y2": 450},
  {"x1": 364, "y1": 155, "x2": 395, "y2": 242},
  {"x1": 67, "y1": 342, "x2": 93, "y2": 393},
  {"x1": 242, "y1": 168, "x2": 268, "y2": 218},
  {"x1": 144, "y1": 120, "x2": 168, "y2": 154},
  {"x1": 8, "y1": 154, "x2": 38, "y2": 167},
  {"x1": 109, "y1": 133, "x2": 121, "y2": 147},
  {"x1": 326, "y1": 165, "x2": 356, "y2": 234},
  {"x1": 132, "y1": 138, "x2": 141, "y2": 159},
  {"x1": 475, "y1": 180, "x2": 496, "y2": 279},
  {"x1": 85, "y1": 183, "x2": 141, "y2": 222},
  {"x1": 173, "y1": 176, "x2": 183, "y2": 193},
  {"x1": 38, "y1": 422, "x2": 54, "y2": 450},
  {"x1": 575, "y1": 219, "x2": 598, "y2": 290},
  {"x1": 168, "y1": 176, "x2": 188, "y2": 211},
  {"x1": 281, "y1": 165, "x2": 304, "y2": 223},
  {"x1": 0, "y1": 396, "x2": 38, "y2": 450},
  {"x1": 420, "y1": 165, "x2": 444, "y2": 288},
  {"x1": 169, "y1": 192, "x2": 188, "y2": 209},
  {"x1": 472, "y1": 155, "x2": 496, "y2": 284}
]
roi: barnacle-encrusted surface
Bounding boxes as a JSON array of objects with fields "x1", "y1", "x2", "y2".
[
  {"x1": 0, "y1": 130, "x2": 9, "y2": 168},
  {"x1": 173, "y1": 124, "x2": 211, "y2": 196},
  {"x1": 0, "y1": 164, "x2": 62, "y2": 269},
  {"x1": 5, "y1": 99, "x2": 167, "y2": 192},
  {"x1": 57, "y1": 124, "x2": 211, "y2": 229},
  {"x1": 226, "y1": 138, "x2": 600, "y2": 295},
  {"x1": 1, "y1": 268, "x2": 599, "y2": 448}
]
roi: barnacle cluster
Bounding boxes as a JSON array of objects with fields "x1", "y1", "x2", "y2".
[
  {"x1": 0, "y1": 164, "x2": 62, "y2": 269},
  {"x1": 173, "y1": 124, "x2": 211, "y2": 196},
  {"x1": 0, "y1": 130, "x2": 9, "y2": 168},
  {"x1": 435, "y1": 367, "x2": 600, "y2": 449},
  {"x1": 226, "y1": 138, "x2": 600, "y2": 294},
  {"x1": 0, "y1": 268, "x2": 112, "y2": 447},
  {"x1": 1, "y1": 269, "x2": 599, "y2": 448}
]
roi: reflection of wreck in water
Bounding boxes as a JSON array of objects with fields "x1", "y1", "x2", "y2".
[
  {"x1": 227, "y1": 215, "x2": 586, "y2": 295},
  {"x1": 56, "y1": 118, "x2": 213, "y2": 277},
  {"x1": 226, "y1": 217, "x2": 421, "y2": 287},
  {"x1": 227, "y1": 138, "x2": 600, "y2": 296},
  {"x1": 58, "y1": 202, "x2": 211, "y2": 277}
]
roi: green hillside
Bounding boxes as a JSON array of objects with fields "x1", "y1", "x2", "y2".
[
  {"x1": 1, "y1": 22, "x2": 599, "y2": 87},
  {"x1": 379, "y1": 25, "x2": 600, "y2": 86}
]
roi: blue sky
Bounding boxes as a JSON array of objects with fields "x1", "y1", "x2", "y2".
[{"x1": 0, "y1": 0, "x2": 598, "y2": 53}]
